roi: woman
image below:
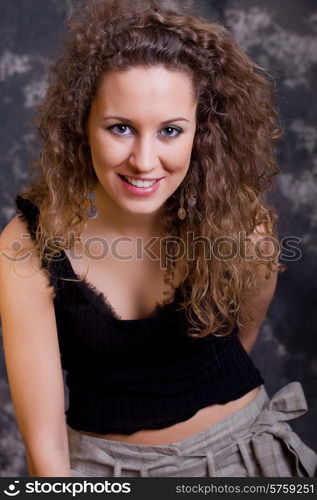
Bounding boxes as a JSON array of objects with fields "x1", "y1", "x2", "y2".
[{"x1": 1, "y1": 0, "x2": 316, "y2": 477}]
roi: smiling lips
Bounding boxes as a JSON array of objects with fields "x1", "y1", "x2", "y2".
[
  {"x1": 118, "y1": 174, "x2": 163, "y2": 196},
  {"x1": 120, "y1": 173, "x2": 163, "y2": 182},
  {"x1": 123, "y1": 176, "x2": 157, "y2": 187}
]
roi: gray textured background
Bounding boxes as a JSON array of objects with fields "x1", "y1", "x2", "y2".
[{"x1": 1, "y1": 0, "x2": 316, "y2": 477}]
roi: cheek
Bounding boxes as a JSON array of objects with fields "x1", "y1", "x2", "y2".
[
  {"x1": 170, "y1": 145, "x2": 193, "y2": 173},
  {"x1": 91, "y1": 136, "x2": 128, "y2": 170}
]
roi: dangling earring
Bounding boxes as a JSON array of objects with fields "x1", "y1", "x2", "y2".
[
  {"x1": 177, "y1": 181, "x2": 197, "y2": 222},
  {"x1": 186, "y1": 186, "x2": 197, "y2": 224},
  {"x1": 87, "y1": 190, "x2": 99, "y2": 219},
  {"x1": 85, "y1": 145, "x2": 99, "y2": 219},
  {"x1": 177, "y1": 184, "x2": 186, "y2": 220}
]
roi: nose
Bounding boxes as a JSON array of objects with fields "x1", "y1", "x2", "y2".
[{"x1": 128, "y1": 134, "x2": 160, "y2": 173}]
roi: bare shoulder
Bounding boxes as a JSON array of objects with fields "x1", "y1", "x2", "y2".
[
  {"x1": 0, "y1": 214, "x2": 39, "y2": 275},
  {"x1": 248, "y1": 217, "x2": 279, "y2": 258},
  {"x1": 0, "y1": 214, "x2": 54, "y2": 299},
  {"x1": 0, "y1": 214, "x2": 34, "y2": 251}
]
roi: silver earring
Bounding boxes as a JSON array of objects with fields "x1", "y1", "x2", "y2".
[
  {"x1": 177, "y1": 184, "x2": 186, "y2": 220},
  {"x1": 177, "y1": 182, "x2": 197, "y2": 222},
  {"x1": 186, "y1": 186, "x2": 197, "y2": 223},
  {"x1": 87, "y1": 191, "x2": 99, "y2": 219}
]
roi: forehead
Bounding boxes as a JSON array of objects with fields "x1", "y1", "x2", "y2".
[{"x1": 93, "y1": 65, "x2": 197, "y2": 116}]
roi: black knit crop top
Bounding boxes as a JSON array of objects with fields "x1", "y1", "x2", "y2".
[{"x1": 15, "y1": 194, "x2": 264, "y2": 434}]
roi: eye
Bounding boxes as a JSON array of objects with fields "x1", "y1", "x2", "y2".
[
  {"x1": 159, "y1": 126, "x2": 182, "y2": 138},
  {"x1": 108, "y1": 124, "x2": 134, "y2": 136}
]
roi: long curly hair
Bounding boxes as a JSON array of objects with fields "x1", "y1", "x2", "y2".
[{"x1": 21, "y1": 0, "x2": 285, "y2": 338}]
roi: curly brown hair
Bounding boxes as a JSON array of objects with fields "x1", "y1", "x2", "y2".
[{"x1": 20, "y1": 0, "x2": 285, "y2": 338}]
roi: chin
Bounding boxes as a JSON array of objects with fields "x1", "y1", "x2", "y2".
[
  {"x1": 121, "y1": 203, "x2": 162, "y2": 215},
  {"x1": 125, "y1": 207, "x2": 160, "y2": 215}
]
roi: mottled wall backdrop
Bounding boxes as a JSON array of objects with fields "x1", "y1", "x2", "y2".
[{"x1": 0, "y1": 0, "x2": 316, "y2": 477}]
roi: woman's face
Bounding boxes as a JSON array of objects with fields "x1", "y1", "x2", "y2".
[{"x1": 86, "y1": 65, "x2": 197, "y2": 217}]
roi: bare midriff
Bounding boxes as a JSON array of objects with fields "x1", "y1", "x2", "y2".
[{"x1": 78, "y1": 386, "x2": 261, "y2": 445}]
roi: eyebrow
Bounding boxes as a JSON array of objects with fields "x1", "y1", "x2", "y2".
[{"x1": 102, "y1": 116, "x2": 190, "y2": 124}]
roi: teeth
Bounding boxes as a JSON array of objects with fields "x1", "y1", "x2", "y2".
[{"x1": 124, "y1": 176, "x2": 157, "y2": 188}]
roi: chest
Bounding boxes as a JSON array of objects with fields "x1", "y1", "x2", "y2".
[{"x1": 64, "y1": 236, "x2": 184, "y2": 321}]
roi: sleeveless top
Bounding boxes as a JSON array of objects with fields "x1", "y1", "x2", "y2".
[{"x1": 15, "y1": 194, "x2": 265, "y2": 434}]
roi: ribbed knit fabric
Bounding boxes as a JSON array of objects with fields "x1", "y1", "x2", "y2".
[{"x1": 15, "y1": 194, "x2": 265, "y2": 434}]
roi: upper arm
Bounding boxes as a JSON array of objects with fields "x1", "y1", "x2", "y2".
[
  {"x1": 0, "y1": 215, "x2": 67, "y2": 455},
  {"x1": 237, "y1": 222, "x2": 279, "y2": 352},
  {"x1": 249, "y1": 221, "x2": 279, "y2": 299}
]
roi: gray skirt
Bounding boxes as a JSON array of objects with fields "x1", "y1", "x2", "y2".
[{"x1": 67, "y1": 382, "x2": 317, "y2": 477}]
